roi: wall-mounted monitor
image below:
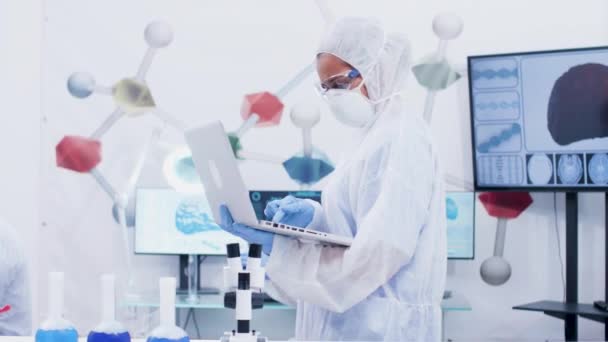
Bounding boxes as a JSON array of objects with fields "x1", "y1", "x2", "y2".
[
  {"x1": 468, "y1": 47, "x2": 608, "y2": 191},
  {"x1": 446, "y1": 192, "x2": 475, "y2": 260},
  {"x1": 135, "y1": 188, "x2": 245, "y2": 255}
]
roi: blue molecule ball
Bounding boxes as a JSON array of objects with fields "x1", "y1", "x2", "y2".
[{"x1": 67, "y1": 72, "x2": 95, "y2": 98}]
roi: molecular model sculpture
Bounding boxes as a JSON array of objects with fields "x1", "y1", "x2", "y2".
[
  {"x1": 58, "y1": 21, "x2": 182, "y2": 295},
  {"x1": 56, "y1": 3, "x2": 334, "y2": 296},
  {"x1": 225, "y1": 65, "x2": 335, "y2": 187},
  {"x1": 478, "y1": 192, "x2": 533, "y2": 286}
]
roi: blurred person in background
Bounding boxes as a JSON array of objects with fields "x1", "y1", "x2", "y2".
[{"x1": 0, "y1": 220, "x2": 31, "y2": 336}]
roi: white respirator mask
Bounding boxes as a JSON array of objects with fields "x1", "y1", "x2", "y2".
[
  {"x1": 322, "y1": 80, "x2": 399, "y2": 128},
  {"x1": 323, "y1": 80, "x2": 376, "y2": 128}
]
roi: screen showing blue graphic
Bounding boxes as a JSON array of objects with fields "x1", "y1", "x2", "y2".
[
  {"x1": 249, "y1": 190, "x2": 322, "y2": 220},
  {"x1": 251, "y1": 190, "x2": 474, "y2": 259},
  {"x1": 446, "y1": 192, "x2": 475, "y2": 259},
  {"x1": 135, "y1": 188, "x2": 245, "y2": 255},
  {"x1": 469, "y1": 47, "x2": 608, "y2": 190}
]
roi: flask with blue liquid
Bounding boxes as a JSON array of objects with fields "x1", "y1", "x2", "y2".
[
  {"x1": 35, "y1": 272, "x2": 78, "y2": 342},
  {"x1": 87, "y1": 274, "x2": 131, "y2": 342},
  {"x1": 146, "y1": 277, "x2": 189, "y2": 342}
]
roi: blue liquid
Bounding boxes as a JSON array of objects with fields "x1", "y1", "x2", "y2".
[
  {"x1": 35, "y1": 328, "x2": 79, "y2": 342},
  {"x1": 147, "y1": 337, "x2": 189, "y2": 342},
  {"x1": 88, "y1": 331, "x2": 131, "y2": 342}
]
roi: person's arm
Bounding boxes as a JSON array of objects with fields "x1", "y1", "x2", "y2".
[
  {"x1": 265, "y1": 143, "x2": 435, "y2": 313},
  {"x1": 263, "y1": 279, "x2": 298, "y2": 307},
  {"x1": 303, "y1": 199, "x2": 327, "y2": 231}
]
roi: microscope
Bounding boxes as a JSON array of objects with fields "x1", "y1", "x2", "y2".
[{"x1": 221, "y1": 243, "x2": 267, "y2": 342}]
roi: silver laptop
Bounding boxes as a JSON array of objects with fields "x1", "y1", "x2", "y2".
[{"x1": 185, "y1": 121, "x2": 352, "y2": 247}]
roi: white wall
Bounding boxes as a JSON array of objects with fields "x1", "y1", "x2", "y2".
[
  {"x1": 0, "y1": 0, "x2": 42, "y2": 335},
  {"x1": 0, "y1": 0, "x2": 606, "y2": 340}
]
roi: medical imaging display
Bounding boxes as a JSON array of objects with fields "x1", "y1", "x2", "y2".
[
  {"x1": 469, "y1": 47, "x2": 608, "y2": 189},
  {"x1": 135, "y1": 188, "x2": 244, "y2": 255},
  {"x1": 249, "y1": 190, "x2": 322, "y2": 220},
  {"x1": 445, "y1": 192, "x2": 475, "y2": 259}
]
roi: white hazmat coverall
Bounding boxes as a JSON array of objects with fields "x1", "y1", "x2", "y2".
[
  {"x1": 0, "y1": 220, "x2": 31, "y2": 336},
  {"x1": 265, "y1": 17, "x2": 447, "y2": 341}
]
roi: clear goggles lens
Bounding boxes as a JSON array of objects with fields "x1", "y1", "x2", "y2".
[{"x1": 315, "y1": 69, "x2": 360, "y2": 94}]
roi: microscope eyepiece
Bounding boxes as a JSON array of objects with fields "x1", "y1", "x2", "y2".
[
  {"x1": 227, "y1": 243, "x2": 241, "y2": 258},
  {"x1": 248, "y1": 244, "x2": 262, "y2": 258}
]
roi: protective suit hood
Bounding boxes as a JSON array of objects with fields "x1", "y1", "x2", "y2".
[{"x1": 317, "y1": 17, "x2": 412, "y2": 114}]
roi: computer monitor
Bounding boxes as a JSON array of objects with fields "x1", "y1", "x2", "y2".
[
  {"x1": 135, "y1": 188, "x2": 245, "y2": 255},
  {"x1": 468, "y1": 47, "x2": 608, "y2": 190},
  {"x1": 446, "y1": 192, "x2": 475, "y2": 259},
  {"x1": 249, "y1": 190, "x2": 474, "y2": 259},
  {"x1": 249, "y1": 190, "x2": 322, "y2": 220}
]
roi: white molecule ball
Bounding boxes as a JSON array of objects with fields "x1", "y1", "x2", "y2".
[
  {"x1": 432, "y1": 12, "x2": 463, "y2": 40},
  {"x1": 480, "y1": 256, "x2": 512, "y2": 286},
  {"x1": 290, "y1": 102, "x2": 321, "y2": 129},
  {"x1": 145, "y1": 21, "x2": 173, "y2": 48},
  {"x1": 67, "y1": 72, "x2": 95, "y2": 98}
]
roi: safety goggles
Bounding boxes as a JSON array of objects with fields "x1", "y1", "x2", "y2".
[{"x1": 315, "y1": 69, "x2": 361, "y2": 94}]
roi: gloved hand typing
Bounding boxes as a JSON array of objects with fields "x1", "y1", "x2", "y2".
[
  {"x1": 264, "y1": 195, "x2": 315, "y2": 228},
  {"x1": 219, "y1": 205, "x2": 274, "y2": 255}
]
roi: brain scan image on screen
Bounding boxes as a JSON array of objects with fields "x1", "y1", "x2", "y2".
[
  {"x1": 588, "y1": 153, "x2": 608, "y2": 185},
  {"x1": 470, "y1": 47, "x2": 608, "y2": 189},
  {"x1": 548, "y1": 63, "x2": 608, "y2": 146},
  {"x1": 557, "y1": 154, "x2": 584, "y2": 184},
  {"x1": 527, "y1": 153, "x2": 554, "y2": 185}
]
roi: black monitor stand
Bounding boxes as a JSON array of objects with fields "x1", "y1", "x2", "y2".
[
  {"x1": 179, "y1": 255, "x2": 220, "y2": 295},
  {"x1": 513, "y1": 192, "x2": 608, "y2": 341}
]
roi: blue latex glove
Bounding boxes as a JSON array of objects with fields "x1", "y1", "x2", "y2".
[
  {"x1": 219, "y1": 205, "x2": 274, "y2": 254},
  {"x1": 263, "y1": 195, "x2": 315, "y2": 228}
]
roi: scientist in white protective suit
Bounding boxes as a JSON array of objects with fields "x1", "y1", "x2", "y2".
[
  {"x1": 220, "y1": 16, "x2": 447, "y2": 341},
  {"x1": 0, "y1": 220, "x2": 31, "y2": 336}
]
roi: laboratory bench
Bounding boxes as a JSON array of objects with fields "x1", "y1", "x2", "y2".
[{"x1": 121, "y1": 291, "x2": 472, "y2": 340}]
